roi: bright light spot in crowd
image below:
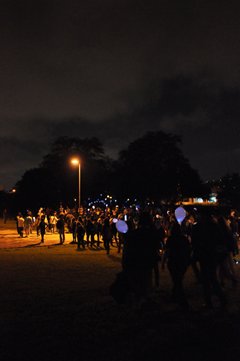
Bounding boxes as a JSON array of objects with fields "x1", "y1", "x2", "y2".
[
  {"x1": 116, "y1": 220, "x2": 128, "y2": 233},
  {"x1": 175, "y1": 207, "x2": 186, "y2": 224}
]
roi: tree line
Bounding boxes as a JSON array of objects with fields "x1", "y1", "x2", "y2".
[{"x1": 4, "y1": 131, "x2": 206, "y2": 214}]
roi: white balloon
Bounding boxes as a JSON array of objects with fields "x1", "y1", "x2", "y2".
[
  {"x1": 116, "y1": 220, "x2": 128, "y2": 233},
  {"x1": 175, "y1": 207, "x2": 186, "y2": 224}
]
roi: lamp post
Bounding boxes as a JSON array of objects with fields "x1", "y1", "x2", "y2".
[{"x1": 71, "y1": 159, "x2": 81, "y2": 210}]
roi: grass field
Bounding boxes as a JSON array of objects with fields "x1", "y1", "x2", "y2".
[{"x1": 1, "y1": 221, "x2": 240, "y2": 361}]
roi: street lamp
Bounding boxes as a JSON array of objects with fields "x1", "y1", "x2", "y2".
[{"x1": 71, "y1": 159, "x2": 81, "y2": 210}]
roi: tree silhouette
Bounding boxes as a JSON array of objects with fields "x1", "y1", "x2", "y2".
[
  {"x1": 14, "y1": 132, "x2": 203, "y2": 212},
  {"x1": 216, "y1": 173, "x2": 240, "y2": 207},
  {"x1": 112, "y1": 131, "x2": 203, "y2": 204},
  {"x1": 15, "y1": 136, "x2": 110, "y2": 211},
  {"x1": 41, "y1": 136, "x2": 108, "y2": 204}
]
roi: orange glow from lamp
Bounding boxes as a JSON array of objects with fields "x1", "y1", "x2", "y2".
[{"x1": 71, "y1": 159, "x2": 81, "y2": 209}]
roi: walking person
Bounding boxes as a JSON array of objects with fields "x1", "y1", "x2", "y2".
[
  {"x1": 85, "y1": 218, "x2": 94, "y2": 247},
  {"x1": 57, "y1": 214, "x2": 65, "y2": 244},
  {"x1": 217, "y1": 216, "x2": 238, "y2": 287},
  {"x1": 102, "y1": 218, "x2": 112, "y2": 254},
  {"x1": 39, "y1": 216, "x2": 47, "y2": 243},
  {"x1": 71, "y1": 218, "x2": 77, "y2": 243},
  {"x1": 3, "y1": 209, "x2": 7, "y2": 224},
  {"x1": 117, "y1": 214, "x2": 124, "y2": 253},
  {"x1": 25, "y1": 212, "x2": 33, "y2": 237},
  {"x1": 49, "y1": 212, "x2": 58, "y2": 234},
  {"x1": 191, "y1": 208, "x2": 228, "y2": 310},
  {"x1": 16, "y1": 212, "x2": 21, "y2": 235},
  {"x1": 122, "y1": 212, "x2": 158, "y2": 307},
  {"x1": 111, "y1": 218, "x2": 118, "y2": 246},
  {"x1": 90, "y1": 217, "x2": 95, "y2": 247},
  {"x1": 76, "y1": 217, "x2": 86, "y2": 249},
  {"x1": 35, "y1": 215, "x2": 41, "y2": 236},
  {"x1": 95, "y1": 217, "x2": 102, "y2": 247},
  {"x1": 162, "y1": 222, "x2": 191, "y2": 311},
  {"x1": 17, "y1": 213, "x2": 25, "y2": 237},
  {"x1": 229, "y1": 216, "x2": 239, "y2": 255}
]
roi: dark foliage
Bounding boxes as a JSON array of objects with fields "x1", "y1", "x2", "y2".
[
  {"x1": 215, "y1": 173, "x2": 240, "y2": 208},
  {"x1": 112, "y1": 131, "x2": 203, "y2": 204},
  {"x1": 15, "y1": 136, "x2": 110, "y2": 212},
  {"x1": 12, "y1": 132, "x2": 204, "y2": 212}
]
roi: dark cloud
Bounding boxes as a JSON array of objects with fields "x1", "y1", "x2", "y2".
[{"x1": 1, "y1": 0, "x2": 240, "y2": 189}]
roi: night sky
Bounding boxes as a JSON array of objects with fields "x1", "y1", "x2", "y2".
[{"x1": 1, "y1": 0, "x2": 240, "y2": 190}]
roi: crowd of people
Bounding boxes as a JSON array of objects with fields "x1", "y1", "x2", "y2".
[
  {"x1": 15, "y1": 205, "x2": 128, "y2": 248},
  {"x1": 13, "y1": 204, "x2": 240, "y2": 311},
  {"x1": 121, "y1": 207, "x2": 240, "y2": 311}
]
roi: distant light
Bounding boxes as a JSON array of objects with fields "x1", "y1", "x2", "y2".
[{"x1": 208, "y1": 193, "x2": 217, "y2": 203}]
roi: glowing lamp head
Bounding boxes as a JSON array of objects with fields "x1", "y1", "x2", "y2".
[{"x1": 71, "y1": 159, "x2": 79, "y2": 165}]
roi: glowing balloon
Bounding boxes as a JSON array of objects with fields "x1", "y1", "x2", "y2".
[
  {"x1": 116, "y1": 220, "x2": 128, "y2": 233},
  {"x1": 112, "y1": 218, "x2": 118, "y2": 223},
  {"x1": 175, "y1": 207, "x2": 186, "y2": 224}
]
